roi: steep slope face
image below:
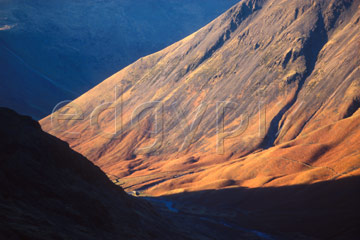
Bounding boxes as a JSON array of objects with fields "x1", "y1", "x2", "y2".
[
  {"x1": 0, "y1": 107, "x2": 189, "y2": 240},
  {"x1": 0, "y1": 0, "x2": 238, "y2": 119},
  {"x1": 41, "y1": 0, "x2": 360, "y2": 191}
]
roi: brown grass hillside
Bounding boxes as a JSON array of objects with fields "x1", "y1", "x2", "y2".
[{"x1": 41, "y1": 0, "x2": 360, "y2": 198}]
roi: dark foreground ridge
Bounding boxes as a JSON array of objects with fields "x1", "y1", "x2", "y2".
[{"x1": 0, "y1": 107, "x2": 186, "y2": 240}]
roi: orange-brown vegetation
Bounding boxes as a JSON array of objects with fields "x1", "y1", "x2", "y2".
[{"x1": 41, "y1": 0, "x2": 360, "y2": 196}]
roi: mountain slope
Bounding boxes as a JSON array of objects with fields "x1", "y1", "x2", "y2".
[
  {"x1": 0, "y1": 0, "x2": 238, "y2": 119},
  {"x1": 41, "y1": 0, "x2": 360, "y2": 190}
]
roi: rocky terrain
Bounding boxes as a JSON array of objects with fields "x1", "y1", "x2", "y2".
[
  {"x1": 0, "y1": 0, "x2": 238, "y2": 119},
  {"x1": 38, "y1": 0, "x2": 360, "y2": 238}
]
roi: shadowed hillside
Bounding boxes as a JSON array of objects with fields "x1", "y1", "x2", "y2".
[
  {"x1": 0, "y1": 0, "x2": 238, "y2": 119},
  {"x1": 0, "y1": 107, "x2": 189, "y2": 239}
]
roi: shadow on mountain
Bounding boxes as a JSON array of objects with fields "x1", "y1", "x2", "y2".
[{"x1": 165, "y1": 176, "x2": 360, "y2": 240}]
